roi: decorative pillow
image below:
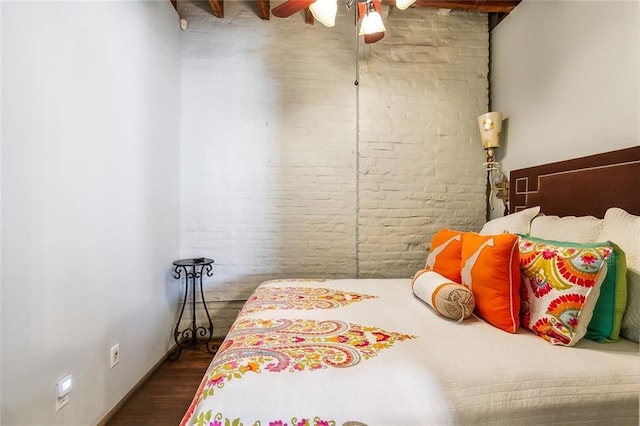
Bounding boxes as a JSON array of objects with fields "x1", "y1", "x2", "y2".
[
  {"x1": 529, "y1": 215, "x2": 603, "y2": 244},
  {"x1": 479, "y1": 206, "x2": 540, "y2": 236},
  {"x1": 412, "y1": 270, "x2": 475, "y2": 322},
  {"x1": 584, "y1": 242, "x2": 627, "y2": 342},
  {"x1": 461, "y1": 232, "x2": 520, "y2": 333},
  {"x1": 598, "y1": 207, "x2": 640, "y2": 343},
  {"x1": 424, "y1": 229, "x2": 465, "y2": 283},
  {"x1": 519, "y1": 235, "x2": 612, "y2": 346}
]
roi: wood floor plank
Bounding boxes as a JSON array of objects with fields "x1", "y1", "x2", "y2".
[{"x1": 106, "y1": 347, "x2": 215, "y2": 425}]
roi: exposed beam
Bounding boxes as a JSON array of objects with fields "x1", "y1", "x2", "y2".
[
  {"x1": 208, "y1": 0, "x2": 224, "y2": 18},
  {"x1": 382, "y1": 0, "x2": 520, "y2": 13},
  {"x1": 257, "y1": 0, "x2": 271, "y2": 20},
  {"x1": 199, "y1": 0, "x2": 520, "y2": 22}
]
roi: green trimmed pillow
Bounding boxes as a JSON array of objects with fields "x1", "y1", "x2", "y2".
[
  {"x1": 583, "y1": 242, "x2": 627, "y2": 342},
  {"x1": 598, "y1": 207, "x2": 639, "y2": 343},
  {"x1": 518, "y1": 235, "x2": 614, "y2": 346}
]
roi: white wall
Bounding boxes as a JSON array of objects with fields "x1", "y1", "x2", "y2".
[
  {"x1": 1, "y1": 2, "x2": 181, "y2": 424},
  {"x1": 0, "y1": 1, "x2": 3, "y2": 421},
  {"x1": 179, "y1": 3, "x2": 489, "y2": 335},
  {"x1": 490, "y1": 0, "x2": 639, "y2": 195}
]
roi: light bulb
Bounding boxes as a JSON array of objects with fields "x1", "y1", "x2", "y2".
[
  {"x1": 309, "y1": 0, "x2": 337, "y2": 27},
  {"x1": 395, "y1": 0, "x2": 416, "y2": 10},
  {"x1": 359, "y1": 1, "x2": 386, "y2": 36}
]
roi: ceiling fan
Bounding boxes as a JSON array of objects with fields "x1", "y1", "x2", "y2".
[{"x1": 271, "y1": 0, "x2": 415, "y2": 44}]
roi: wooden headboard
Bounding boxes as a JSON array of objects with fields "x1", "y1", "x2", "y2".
[{"x1": 509, "y1": 146, "x2": 640, "y2": 218}]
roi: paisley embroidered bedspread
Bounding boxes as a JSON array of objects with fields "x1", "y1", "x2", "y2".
[{"x1": 181, "y1": 278, "x2": 639, "y2": 426}]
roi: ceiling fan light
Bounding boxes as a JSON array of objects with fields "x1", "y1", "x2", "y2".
[
  {"x1": 309, "y1": 0, "x2": 337, "y2": 27},
  {"x1": 395, "y1": 0, "x2": 416, "y2": 10},
  {"x1": 359, "y1": 11, "x2": 386, "y2": 35},
  {"x1": 359, "y1": 0, "x2": 386, "y2": 35}
]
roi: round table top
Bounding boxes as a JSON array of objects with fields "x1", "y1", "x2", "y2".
[{"x1": 173, "y1": 257, "x2": 214, "y2": 267}]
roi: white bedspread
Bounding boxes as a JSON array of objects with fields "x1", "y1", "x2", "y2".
[{"x1": 181, "y1": 279, "x2": 639, "y2": 426}]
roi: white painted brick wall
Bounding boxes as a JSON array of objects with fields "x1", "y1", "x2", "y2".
[
  {"x1": 178, "y1": 2, "x2": 488, "y2": 336},
  {"x1": 358, "y1": 7, "x2": 488, "y2": 277}
]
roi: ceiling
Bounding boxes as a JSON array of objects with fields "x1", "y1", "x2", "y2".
[{"x1": 171, "y1": 0, "x2": 521, "y2": 26}]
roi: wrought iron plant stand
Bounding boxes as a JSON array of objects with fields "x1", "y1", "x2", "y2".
[{"x1": 169, "y1": 257, "x2": 216, "y2": 360}]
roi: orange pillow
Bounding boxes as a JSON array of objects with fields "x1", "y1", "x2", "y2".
[
  {"x1": 461, "y1": 233, "x2": 521, "y2": 333},
  {"x1": 425, "y1": 229, "x2": 465, "y2": 283}
]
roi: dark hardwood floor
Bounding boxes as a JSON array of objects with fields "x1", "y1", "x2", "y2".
[{"x1": 106, "y1": 346, "x2": 216, "y2": 425}]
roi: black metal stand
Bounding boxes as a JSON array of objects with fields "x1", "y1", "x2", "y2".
[{"x1": 169, "y1": 257, "x2": 216, "y2": 361}]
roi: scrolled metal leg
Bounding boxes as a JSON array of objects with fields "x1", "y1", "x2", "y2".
[
  {"x1": 169, "y1": 265, "x2": 191, "y2": 360},
  {"x1": 197, "y1": 264, "x2": 215, "y2": 353}
]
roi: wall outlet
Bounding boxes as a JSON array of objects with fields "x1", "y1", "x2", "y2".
[
  {"x1": 55, "y1": 375, "x2": 72, "y2": 411},
  {"x1": 110, "y1": 343, "x2": 120, "y2": 368},
  {"x1": 56, "y1": 394, "x2": 69, "y2": 411}
]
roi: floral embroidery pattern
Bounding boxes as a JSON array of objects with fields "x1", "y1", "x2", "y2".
[
  {"x1": 528, "y1": 269, "x2": 552, "y2": 298},
  {"x1": 240, "y1": 286, "x2": 377, "y2": 315},
  {"x1": 519, "y1": 237, "x2": 611, "y2": 345},
  {"x1": 181, "y1": 318, "x2": 413, "y2": 425},
  {"x1": 190, "y1": 412, "x2": 337, "y2": 426},
  {"x1": 261, "y1": 279, "x2": 328, "y2": 285}
]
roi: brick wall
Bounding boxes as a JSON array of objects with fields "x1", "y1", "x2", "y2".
[
  {"x1": 357, "y1": 8, "x2": 489, "y2": 277},
  {"x1": 179, "y1": 2, "x2": 488, "y2": 336}
]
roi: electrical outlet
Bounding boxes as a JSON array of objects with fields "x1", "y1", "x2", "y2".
[
  {"x1": 55, "y1": 375, "x2": 72, "y2": 411},
  {"x1": 110, "y1": 343, "x2": 120, "y2": 368},
  {"x1": 56, "y1": 394, "x2": 69, "y2": 411}
]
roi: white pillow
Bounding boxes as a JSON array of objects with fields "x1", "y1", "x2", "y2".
[
  {"x1": 597, "y1": 207, "x2": 640, "y2": 343},
  {"x1": 412, "y1": 270, "x2": 474, "y2": 322},
  {"x1": 529, "y1": 215, "x2": 604, "y2": 244},
  {"x1": 479, "y1": 206, "x2": 540, "y2": 235}
]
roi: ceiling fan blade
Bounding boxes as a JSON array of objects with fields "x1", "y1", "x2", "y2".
[
  {"x1": 364, "y1": 32, "x2": 385, "y2": 44},
  {"x1": 271, "y1": 0, "x2": 316, "y2": 18},
  {"x1": 357, "y1": 0, "x2": 366, "y2": 19}
]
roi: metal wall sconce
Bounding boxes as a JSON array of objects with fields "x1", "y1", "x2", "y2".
[
  {"x1": 478, "y1": 112, "x2": 510, "y2": 213},
  {"x1": 494, "y1": 174, "x2": 510, "y2": 210}
]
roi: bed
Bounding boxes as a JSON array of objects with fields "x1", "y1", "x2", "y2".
[{"x1": 181, "y1": 147, "x2": 640, "y2": 426}]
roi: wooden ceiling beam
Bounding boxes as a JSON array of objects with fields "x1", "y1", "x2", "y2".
[
  {"x1": 208, "y1": 0, "x2": 224, "y2": 18},
  {"x1": 381, "y1": 0, "x2": 520, "y2": 13},
  {"x1": 257, "y1": 0, "x2": 271, "y2": 20},
  {"x1": 197, "y1": 0, "x2": 520, "y2": 21}
]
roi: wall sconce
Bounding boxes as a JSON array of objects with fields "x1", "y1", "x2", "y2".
[
  {"x1": 478, "y1": 112, "x2": 502, "y2": 170},
  {"x1": 478, "y1": 112, "x2": 510, "y2": 212},
  {"x1": 494, "y1": 174, "x2": 509, "y2": 211}
]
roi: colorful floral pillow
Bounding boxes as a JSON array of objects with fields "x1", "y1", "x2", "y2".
[
  {"x1": 461, "y1": 232, "x2": 520, "y2": 333},
  {"x1": 519, "y1": 235, "x2": 612, "y2": 346},
  {"x1": 425, "y1": 229, "x2": 465, "y2": 283}
]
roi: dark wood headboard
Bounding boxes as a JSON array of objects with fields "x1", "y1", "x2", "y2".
[{"x1": 509, "y1": 146, "x2": 640, "y2": 218}]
